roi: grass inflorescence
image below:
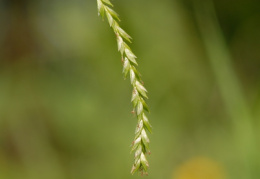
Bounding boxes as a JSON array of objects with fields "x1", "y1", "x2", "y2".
[{"x1": 97, "y1": 0, "x2": 152, "y2": 175}]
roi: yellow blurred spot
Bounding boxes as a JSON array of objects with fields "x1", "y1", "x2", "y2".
[{"x1": 173, "y1": 157, "x2": 227, "y2": 179}]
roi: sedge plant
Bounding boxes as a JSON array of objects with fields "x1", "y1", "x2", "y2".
[{"x1": 97, "y1": 0, "x2": 152, "y2": 175}]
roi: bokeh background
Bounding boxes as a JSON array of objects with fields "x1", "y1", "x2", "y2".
[{"x1": 0, "y1": 0, "x2": 260, "y2": 179}]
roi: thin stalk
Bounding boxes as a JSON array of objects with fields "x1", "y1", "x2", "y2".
[{"x1": 193, "y1": 1, "x2": 257, "y2": 178}]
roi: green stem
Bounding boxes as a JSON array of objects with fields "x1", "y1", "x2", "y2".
[{"x1": 193, "y1": 1, "x2": 257, "y2": 178}]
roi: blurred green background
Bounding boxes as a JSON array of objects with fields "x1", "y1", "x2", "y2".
[{"x1": 0, "y1": 0, "x2": 260, "y2": 179}]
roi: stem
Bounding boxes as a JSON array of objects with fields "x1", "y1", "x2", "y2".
[{"x1": 193, "y1": 1, "x2": 257, "y2": 178}]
